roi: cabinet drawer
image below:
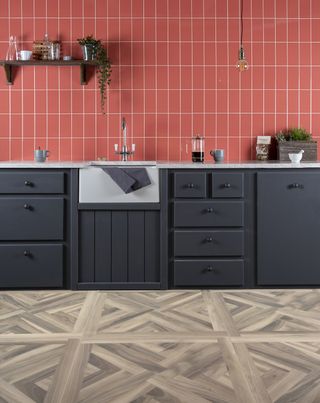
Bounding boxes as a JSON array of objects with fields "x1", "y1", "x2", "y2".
[
  {"x1": 174, "y1": 172, "x2": 207, "y2": 198},
  {"x1": 0, "y1": 198, "x2": 64, "y2": 240},
  {"x1": 174, "y1": 201, "x2": 244, "y2": 227},
  {"x1": 174, "y1": 230, "x2": 244, "y2": 256},
  {"x1": 0, "y1": 172, "x2": 64, "y2": 194},
  {"x1": 174, "y1": 259, "x2": 244, "y2": 286},
  {"x1": 212, "y1": 173, "x2": 244, "y2": 198},
  {"x1": 0, "y1": 244, "x2": 63, "y2": 288}
]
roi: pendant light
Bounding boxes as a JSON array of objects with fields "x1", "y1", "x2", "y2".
[{"x1": 236, "y1": 0, "x2": 249, "y2": 71}]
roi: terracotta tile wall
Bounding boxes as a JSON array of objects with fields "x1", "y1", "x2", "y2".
[{"x1": 0, "y1": 0, "x2": 319, "y2": 161}]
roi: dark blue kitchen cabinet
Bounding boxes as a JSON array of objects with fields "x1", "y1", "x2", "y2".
[
  {"x1": 257, "y1": 172, "x2": 320, "y2": 285},
  {"x1": 0, "y1": 169, "x2": 77, "y2": 289}
]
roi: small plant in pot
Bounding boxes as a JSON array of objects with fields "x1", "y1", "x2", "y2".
[
  {"x1": 77, "y1": 35, "x2": 112, "y2": 113},
  {"x1": 275, "y1": 128, "x2": 317, "y2": 161}
]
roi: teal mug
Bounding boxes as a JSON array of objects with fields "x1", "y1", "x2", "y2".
[
  {"x1": 34, "y1": 149, "x2": 50, "y2": 162},
  {"x1": 210, "y1": 149, "x2": 224, "y2": 163}
]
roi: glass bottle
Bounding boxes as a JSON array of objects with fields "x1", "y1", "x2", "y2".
[
  {"x1": 6, "y1": 36, "x2": 18, "y2": 60},
  {"x1": 191, "y1": 135, "x2": 205, "y2": 163}
]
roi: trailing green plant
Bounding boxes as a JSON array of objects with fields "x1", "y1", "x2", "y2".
[
  {"x1": 275, "y1": 128, "x2": 312, "y2": 143},
  {"x1": 77, "y1": 35, "x2": 112, "y2": 114}
]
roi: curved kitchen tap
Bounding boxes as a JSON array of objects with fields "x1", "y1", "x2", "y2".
[{"x1": 114, "y1": 117, "x2": 135, "y2": 161}]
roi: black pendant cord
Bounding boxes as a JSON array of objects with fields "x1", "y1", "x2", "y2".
[{"x1": 240, "y1": 0, "x2": 244, "y2": 47}]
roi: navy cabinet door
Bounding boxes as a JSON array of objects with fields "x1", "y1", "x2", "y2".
[
  {"x1": 78, "y1": 210, "x2": 160, "y2": 289},
  {"x1": 257, "y1": 172, "x2": 320, "y2": 285}
]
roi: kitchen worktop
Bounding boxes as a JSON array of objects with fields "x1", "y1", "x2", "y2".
[{"x1": 2, "y1": 160, "x2": 320, "y2": 168}]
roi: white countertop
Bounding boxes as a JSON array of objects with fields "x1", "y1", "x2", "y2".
[
  {"x1": 0, "y1": 161, "x2": 88, "y2": 168},
  {"x1": 2, "y1": 160, "x2": 320, "y2": 169}
]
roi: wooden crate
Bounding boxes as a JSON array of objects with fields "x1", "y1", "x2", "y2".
[{"x1": 277, "y1": 141, "x2": 318, "y2": 161}]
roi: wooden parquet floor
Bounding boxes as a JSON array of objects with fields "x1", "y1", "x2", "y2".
[{"x1": 1, "y1": 290, "x2": 320, "y2": 402}]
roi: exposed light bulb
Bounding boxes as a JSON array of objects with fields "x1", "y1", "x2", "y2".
[{"x1": 236, "y1": 47, "x2": 249, "y2": 72}]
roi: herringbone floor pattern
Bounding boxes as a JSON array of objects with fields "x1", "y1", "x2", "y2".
[{"x1": 1, "y1": 290, "x2": 320, "y2": 402}]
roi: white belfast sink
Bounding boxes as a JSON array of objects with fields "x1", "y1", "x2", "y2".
[{"x1": 79, "y1": 163, "x2": 159, "y2": 203}]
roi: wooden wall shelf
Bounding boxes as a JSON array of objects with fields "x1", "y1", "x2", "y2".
[{"x1": 0, "y1": 60, "x2": 98, "y2": 85}]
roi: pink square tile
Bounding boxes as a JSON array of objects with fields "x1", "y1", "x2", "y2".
[
  {"x1": 169, "y1": 114, "x2": 180, "y2": 136},
  {"x1": 157, "y1": 90, "x2": 169, "y2": 113},
  {"x1": 156, "y1": 0, "x2": 168, "y2": 18},
  {"x1": 145, "y1": 90, "x2": 156, "y2": 114},
  {"x1": 47, "y1": 113, "x2": 59, "y2": 139},
  {"x1": 0, "y1": 115, "x2": 9, "y2": 138},
  {"x1": 60, "y1": 115, "x2": 71, "y2": 138},
  {"x1": 23, "y1": 91, "x2": 35, "y2": 114},
  {"x1": 10, "y1": 139, "x2": 22, "y2": 160},
  {"x1": 181, "y1": 90, "x2": 192, "y2": 114},
  {"x1": 22, "y1": 115, "x2": 34, "y2": 138},
  {"x1": 277, "y1": 91, "x2": 288, "y2": 114},
  {"x1": 132, "y1": 0, "x2": 143, "y2": 17},
  {"x1": 193, "y1": 113, "x2": 204, "y2": 135},
  {"x1": 72, "y1": 138, "x2": 84, "y2": 160}
]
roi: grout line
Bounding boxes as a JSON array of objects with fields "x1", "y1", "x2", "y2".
[
  {"x1": 155, "y1": 0, "x2": 158, "y2": 161},
  {"x1": 20, "y1": 0, "x2": 23, "y2": 160},
  {"x1": 274, "y1": 0, "x2": 277, "y2": 133},
  {"x1": 262, "y1": 0, "x2": 265, "y2": 135},
  {"x1": 58, "y1": 0, "x2": 61, "y2": 160},
  {"x1": 70, "y1": 0, "x2": 73, "y2": 160},
  {"x1": 214, "y1": 0, "x2": 217, "y2": 151},
  {"x1": 310, "y1": 0, "x2": 313, "y2": 133},
  {"x1": 166, "y1": 0, "x2": 169, "y2": 161},
  {"x1": 250, "y1": 0, "x2": 253, "y2": 158},
  {"x1": 82, "y1": 0, "x2": 85, "y2": 160},
  {"x1": 179, "y1": 0, "x2": 182, "y2": 161},
  {"x1": 298, "y1": 0, "x2": 301, "y2": 127},
  {"x1": 286, "y1": 0, "x2": 289, "y2": 128},
  {"x1": 191, "y1": 0, "x2": 194, "y2": 139}
]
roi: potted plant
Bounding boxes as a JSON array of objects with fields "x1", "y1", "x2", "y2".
[
  {"x1": 275, "y1": 128, "x2": 317, "y2": 161},
  {"x1": 77, "y1": 35, "x2": 112, "y2": 113}
]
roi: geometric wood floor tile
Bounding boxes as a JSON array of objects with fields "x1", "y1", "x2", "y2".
[
  {"x1": 220, "y1": 290, "x2": 320, "y2": 333},
  {"x1": 0, "y1": 292, "x2": 87, "y2": 335},
  {"x1": 246, "y1": 342, "x2": 320, "y2": 403},
  {"x1": 77, "y1": 342, "x2": 237, "y2": 403},
  {"x1": 1, "y1": 289, "x2": 320, "y2": 402},
  {"x1": 0, "y1": 343, "x2": 66, "y2": 403},
  {"x1": 97, "y1": 291, "x2": 214, "y2": 334}
]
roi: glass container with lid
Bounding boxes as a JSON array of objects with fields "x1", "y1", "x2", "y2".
[{"x1": 191, "y1": 135, "x2": 205, "y2": 163}]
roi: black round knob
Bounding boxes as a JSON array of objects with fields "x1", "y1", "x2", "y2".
[
  {"x1": 187, "y1": 183, "x2": 195, "y2": 189},
  {"x1": 224, "y1": 183, "x2": 231, "y2": 188},
  {"x1": 24, "y1": 180, "x2": 32, "y2": 186},
  {"x1": 23, "y1": 204, "x2": 31, "y2": 210},
  {"x1": 24, "y1": 250, "x2": 31, "y2": 257},
  {"x1": 206, "y1": 237, "x2": 213, "y2": 243},
  {"x1": 206, "y1": 207, "x2": 213, "y2": 213},
  {"x1": 206, "y1": 266, "x2": 213, "y2": 272}
]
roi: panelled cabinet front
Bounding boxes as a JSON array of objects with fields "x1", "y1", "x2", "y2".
[
  {"x1": 257, "y1": 172, "x2": 320, "y2": 285},
  {"x1": 78, "y1": 209, "x2": 161, "y2": 289}
]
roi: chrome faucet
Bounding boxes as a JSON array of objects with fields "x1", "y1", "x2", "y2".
[{"x1": 114, "y1": 117, "x2": 135, "y2": 161}]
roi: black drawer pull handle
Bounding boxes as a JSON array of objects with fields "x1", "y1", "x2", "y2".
[
  {"x1": 23, "y1": 204, "x2": 32, "y2": 210},
  {"x1": 206, "y1": 237, "x2": 213, "y2": 243},
  {"x1": 206, "y1": 207, "x2": 214, "y2": 213},
  {"x1": 24, "y1": 180, "x2": 33, "y2": 187},
  {"x1": 186, "y1": 183, "x2": 195, "y2": 189},
  {"x1": 23, "y1": 250, "x2": 32, "y2": 257},
  {"x1": 290, "y1": 183, "x2": 304, "y2": 189},
  {"x1": 206, "y1": 266, "x2": 213, "y2": 272},
  {"x1": 223, "y1": 183, "x2": 231, "y2": 188}
]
